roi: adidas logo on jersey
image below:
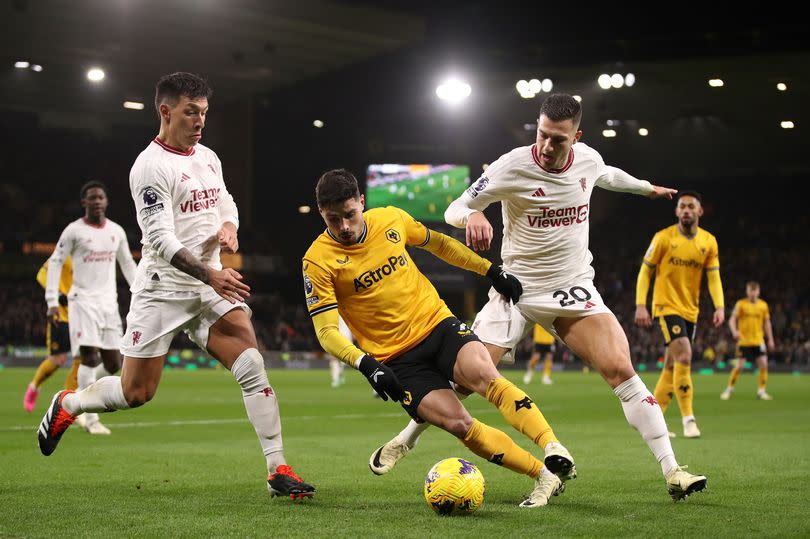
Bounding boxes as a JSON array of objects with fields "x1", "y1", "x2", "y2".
[{"x1": 531, "y1": 187, "x2": 546, "y2": 197}]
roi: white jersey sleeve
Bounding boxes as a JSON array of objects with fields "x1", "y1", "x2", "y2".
[
  {"x1": 132, "y1": 161, "x2": 185, "y2": 264},
  {"x1": 114, "y1": 224, "x2": 137, "y2": 286},
  {"x1": 215, "y1": 155, "x2": 239, "y2": 228},
  {"x1": 45, "y1": 224, "x2": 75, "y2": 308},
  {"x1": 444, "y1": 154, "x2": 515, "y2": 227},
  {"x1": 594, "y1": 154, "x2": 654, "y2": 194}
]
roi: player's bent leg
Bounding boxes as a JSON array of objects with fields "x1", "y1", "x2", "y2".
[
  {"x1": 453, "y1": 341, "x2": 575, "y2": 481},
  {"x1": 667, "y1": 337, "x2": 699, "y2": 436},
  {"x1": 25, "y1": 353, "x2": 67, "y2": 412}
]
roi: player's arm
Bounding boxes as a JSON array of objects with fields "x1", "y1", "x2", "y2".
[
  {"x1": 764, "y1": 306, "x2": 775, "y2": 350},
  {"x1": 398, "y1": 207, "x2": 522, "y2": 303},
  {"x1": 115, "y1": 228, "x2": 138, "y2": 286},
  {"x1": 134, "y1": 166, "x2": 248, "y2": 303},
  {"x1": 444, "y1": 166, "x2": 507, "y2": 251},
  {"x1": 634, "y1": 261, "x2": 655, "y2": 327},
  {"x1": 596, "y1": 165, "x2": 676, "y2": 199},
  {"x1": 305, "y1": 260, "x2": 404, "y2": 401},
  {"x1": 705, "y1": 237, "x2": 724, "y2": 327},
  {"x1": 728, "y1": 306, "x2": 740, "y2": 340},
  {"x1": 45, "y1": 227, "x2": 73, "y2": 318},
  {"x1": 215, "y1": 163, "x2": 240, "y2": 253}
]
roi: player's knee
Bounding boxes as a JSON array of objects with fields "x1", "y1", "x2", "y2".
[
  {"x1": 599, "y1": 361, "x2": 636, "y2": 388},
  {"x1": 444, "y1": 416, "x2": 474, "y2": 439}
]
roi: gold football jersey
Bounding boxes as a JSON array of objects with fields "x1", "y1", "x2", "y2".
[
  {"x1": 303, "y1": 207, "x2": 453, "y2": 362},
  {"x1": 734, "y1": 298, "x2": 769, "y2": 346},
  {"x1": 642, "y1": 225, "x2": 720, "y2": 323},
  {"x1": 533, "y1": 324, "x2": 554, "y2": 345}
]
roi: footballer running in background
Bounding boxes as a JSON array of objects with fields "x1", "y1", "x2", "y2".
[{"x1": 524, "y1": 324, "x2": 556, "y2": 385}]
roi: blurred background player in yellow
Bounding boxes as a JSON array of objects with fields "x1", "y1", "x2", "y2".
[
  {"x1": 635, "y1": 190, "x2": 725, "y2": 438},
  {"x1": 24, "y1": 257, "x2": 82, "y2": 413},
  {"x1": 722, "y1": 281, "x2": 775, "y2": 400},
  {"x1": 524, "y1": 324, "x2": 556, "y2": 385},
  {"x1": 305, "y1": 169, "x2": 574, "y2": 507}
]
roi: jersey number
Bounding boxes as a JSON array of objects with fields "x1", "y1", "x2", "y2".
[{"x1": 552, "y1": 286, "x2": 592, "y2": 307}]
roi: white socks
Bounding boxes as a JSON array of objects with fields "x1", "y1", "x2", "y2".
[
  {"x1": 63, "y1": 376, "x2": 130, "y2": 415},
  {"x1": 614, "y1": 375, "x2": 678, "y2": 476},
  {"x1": 231, "y1": 348, "x2": 285, "y2": 472}
]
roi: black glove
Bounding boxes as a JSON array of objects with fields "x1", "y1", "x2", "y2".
[
  {"x1": 58, "y1": 294, "x2": 68, "y2": 307},
  {"x1": 487, "y1": 264, "x2": 523, "y2": 303},
  {"x1": 357, "y1": 355, "x2": 405, "y2": 402}
]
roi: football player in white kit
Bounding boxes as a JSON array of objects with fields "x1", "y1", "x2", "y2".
[
  {"x1": 371, "y1": 94, "x2": 707, "y2": 501},
  {"x1": 44, "y1": 181, "x2": 136, "y2": 435},
  {"x1": 38, "y1": 72, "x2": 314, "y2": 500}
]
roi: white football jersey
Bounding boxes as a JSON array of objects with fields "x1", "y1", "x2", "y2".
[
  {"x1": 445, "y1": 142, "x2": 653, "y2": 292},
  {"x1": 45, "y1": 217, "x2": 136, "y2": 308},
  {"x1": 129, "y1": 138, "x2": 239, "y2": 292}
]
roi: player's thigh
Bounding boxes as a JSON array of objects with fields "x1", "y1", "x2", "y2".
[
  {"x1": 417, "y1": 388, "x2": 474, "y2": 438},
  {"x1": 756, "y1": 353, "x2": 768, "y2": 369},
  {"x1": 206, "y1": 308, "x2": 258, "y2": 368},
  {"x1": 555, "y1": 313, "x2": 634, "y2": 387},
  {"x1": 453, "y1": 341, "x2": 502, "y2": 396},
  {"x1": 667, "y1": 336, "x2": 692, "y2": 364},
  {"x1": 50, "y1": 352, "x2": 69, "y2": 367},
  {"x1": 121, "y1": 355, "x2": 166, "y2": 406}
]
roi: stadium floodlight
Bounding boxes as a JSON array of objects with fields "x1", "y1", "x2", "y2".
[
  {"x1": 708, "y1": 78, "x2": 724, "y2": 87},
  {"x1": 611, "y1": 73, "x2": 624, "y2": 88},
  {"x1": 516, "y1": 79, "x2": 530, "y2": 93},
  {"x1": 541, "y1": 78, "x2": 553, "y2": 92},
  {"x1": 625, "y1": 73, "x2": 635, "y2": 87},
  {"x1": 313, "y1": 119, "x2": 324, "y2": 128},
  {"x1": 436, "y1": 78, "x2": 471, "y2": 104},
  {"x1": 87, "y1": 68, "x2": 105, "y2": 82},
  {"x1": 123, "y1": 101, "x2": 145, "y2": 110},
  {"x1": 298, "y1": 205, "x2": 311, "y2": 214},
  {"x1": 528, "y1": 78, "x2": 542, "y2": 93},
  {"x1": 598, "y1": 74, "x2": 612, "y2": 89},
  {"x1": 777, "y1": 82, "x2": 787, "y2": 91},
  {"x1": 780, "y1": 121, "x2": 794, "y2": 129},
  {"x1": 572, "y1": 95, "x2": 582, "y2": 102},
  {"x1": 602, "y1": 129, "x2": 617, "y2": 138},
  {"x1": 15, "y1": 61, "x2": 29, "y2": 69},
  {"x1": 606, "y1": 119, "x2": 615, "y2": 126},
  {"x1": 638, "y1": 127, "x2": 649, "y2": 136},
  {"x1": 31, "y1": 64, "x2": 43, "y2": 72},
  {"x1": 519, "y1": 90, "x2": 536, "y2": 99}
]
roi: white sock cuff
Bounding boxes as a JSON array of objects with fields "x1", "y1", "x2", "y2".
[
  {"x1": 231, "y1": 348, "x2": 270, "y2": 395},
  {"x1": 613, "y1": 375, "x2": 646, "y2": 401}
]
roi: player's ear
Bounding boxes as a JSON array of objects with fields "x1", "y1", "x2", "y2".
[
  {"x1": 359, "y1": 194, "x2": 365, "y2": 210},
  {"x1": 159, "y1": 103, "x2": 171, "y2": 121},
  {"x1": 574, "y1": 130, "x2": 583, "y2": 143}
]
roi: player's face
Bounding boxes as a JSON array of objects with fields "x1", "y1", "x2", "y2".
[
  {"x1": 675, "y1": 196, "x2": 703, "y2": 227},
  {"x1": 161, "y1": 96, "x2": 208, "y2": 149},
  {"x1": 746, "y1": 285, "x2": 760, "y2": 301},
  {"x1": 536, "y1": 114, "x2": 582, "y2": 170},
  {"x1": 320, "y1": 195, "x2": 365, "y2": 245},
  {"x1": 81, "y1": 188, "x2": 108, "y2": 219}
]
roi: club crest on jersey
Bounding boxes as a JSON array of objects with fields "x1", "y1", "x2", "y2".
[
  {"x1": 466, "y1": 175, "x2": 489, "y2": 198},
  {"x1": 385, "y1": 229, "x2": 401, "y2": 243},
  {"x1": 580, "y1": 178, "x2": 587, "y2": 191}
]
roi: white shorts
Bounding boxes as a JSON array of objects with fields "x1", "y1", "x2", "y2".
[
  {"x1": 120, "y1": 287, "x2": 252, "y2": 358},
  {"x1": 68, "y1": 298, "x2": 124, "y2": 356},
  {"x1": 472, "y1": 279, "x2": 612, "y2": 364}
]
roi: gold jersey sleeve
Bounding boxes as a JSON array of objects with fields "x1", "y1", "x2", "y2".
[
  {"x1": 303, "y1": 206, "x2": 453, "y2": 363},
  {"x1": 533, "y1": 324, "x2": 554, "y2": 345},
  {"x1": 735, "y1": 298, "x2": 769, "y2": 346},
  {"x1": 643, "y1": 225, "x2": 721, "y2": 323},
  {"x1": 36, "y1": 257, "x2": 73, "y2": 322}
]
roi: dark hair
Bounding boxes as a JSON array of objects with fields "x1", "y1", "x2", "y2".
[
  {"x1": 80, "y1": 180, "x2": 107, "y2": 199},
  {"x1": 154, "y1": 72, "x2": 213, "y2": 113},
  {"x1": 675, "y1": 190, "x2": 703, "y2": 205},
  {"x1": 746, "y1": 281, "x2": 760, "y2": 289},
  {"x1": 539, "y1": 93, "x2": 582, "y2": 126},
  {"x1": 316, "y1": 169, "x2": 360, "y2": 207}
]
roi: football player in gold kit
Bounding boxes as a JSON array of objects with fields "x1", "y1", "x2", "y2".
[
  {"x1": 722, "y1": 281, "x2": 775, "y2": 400},
  {"x1": 635, "y1": 191, "x2": 724, "y2": 438},
  {"x1": 304, "y1": 169, "x2": 576, "y2": 507},
  {"x1": 524, "y1": 324, "x2": 556, "y2": 385},
  {"x1": 23, "y1": 258, "x2": 82, "y2": 413}
]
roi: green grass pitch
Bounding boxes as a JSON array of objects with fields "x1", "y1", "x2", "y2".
[
  {"x1": 366, "y1": 166, "x2": 470, "y2": 221},
  {"x1": 1, "y1": 368, "x2": 808, "y2": 537}
]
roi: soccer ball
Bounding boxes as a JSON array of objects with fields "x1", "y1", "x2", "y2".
[{"x1": 423, "y1": 458, "x2": 485, "y2": 515}]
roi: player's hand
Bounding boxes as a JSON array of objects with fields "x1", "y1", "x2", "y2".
[
  {"x1": 58, "y1": 294, "x2": 68, "y2": 307},
  {"x1": 730, "y1": 330, "x2": 740, "y2": 341},
  {"x1": 46, "y1": 306, "x2": 59, "y2": 322},
  {"x1": 357, "y1": 355, "x2": 405, "y2": 402},
  {"x1": 712, "y1": 308, "x2": 725, "y2": 328},
  {"x1": 207, "y1": 267, "x2": 250, "y2": 303},
  {"x1": 634, "y1": 305, "x2": 652, "y2": 327},
  {"x1": 647, "y1": 185, "x2": 677, "y2": 199},
  {"x1": 466, "y1": 212, "x2": 493, "y2": 251},
  {"x1": 767, "y1": 339, "x2": 775, "y2": 352},
  {"x1": 218, "y1": 223, "x2": 239, "y2": 254},
  {"x1": 487, "y1": 264, "x2": 522, "y2": 303}
]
